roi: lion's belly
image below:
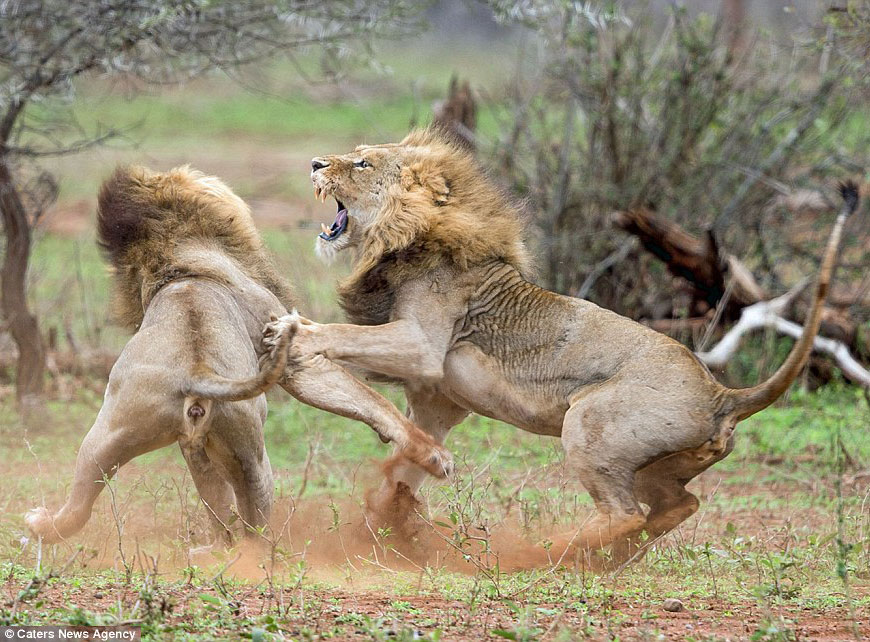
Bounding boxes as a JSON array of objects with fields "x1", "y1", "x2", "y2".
[{"x1": 442, "y1": 344, "x2": 568, "y2": 436}]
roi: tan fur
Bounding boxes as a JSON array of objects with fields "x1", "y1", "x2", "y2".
[
  {"x1": 27, "y1": 165, "x2": 452, "y2": 548},
  {"x1": 275, "y1": 129, "x2": 857, "y2": 568}
]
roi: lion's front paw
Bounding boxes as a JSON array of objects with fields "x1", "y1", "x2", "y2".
[
  {"x1": 403, "y1": 441, "x2": 454, "y2": 479},
  {"x1": 263, "y1": 311, "x2": 300, "y2": 349},
  {"x1": 263, "y1": 310, "x2": 318, "y2": 350},
  {"x1": 265, "y1": 311, "x2": 327, "y2": 361}
]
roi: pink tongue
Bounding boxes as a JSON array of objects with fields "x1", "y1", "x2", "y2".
[{"x1": 336, "y1": 209, "x2": 348, "y2": 227}]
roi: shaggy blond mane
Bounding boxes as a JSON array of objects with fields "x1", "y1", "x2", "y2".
[
  {"x1": 97, "y1": 165, "x2": 294, "y2": 329},
  {"x1": 339, "y1": 128, "x2": 532, "y2": 324}
]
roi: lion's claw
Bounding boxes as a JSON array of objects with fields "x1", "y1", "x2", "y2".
[
  {"x1": 416, "y1": 444, "x2": 454, "y2": 479},
  {"x1": 262, "y1": 310, "x2": 303, "y2": 350}
]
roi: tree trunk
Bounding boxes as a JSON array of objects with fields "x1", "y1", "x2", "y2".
[
  {"x1": 0, "y1": 159, "x2": 46, "y2": 406},
  {"x1": 723, "y1": 0, "x2": 746, "y2": 59},
  {"x1": 432, "y1": 75, "x2": 477, "y2": 150}
]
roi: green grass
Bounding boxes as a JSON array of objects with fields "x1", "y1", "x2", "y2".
[
  {"x1": 729, "y1": 384, "x2": 870, "y2": 468},
  {"x1": 71, "y1": 90, "x2": 421, "y2": 144}
]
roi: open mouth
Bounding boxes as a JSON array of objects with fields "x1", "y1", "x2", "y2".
[{"x1": 319, "y1": 198, "x2": 348, "y2": 241}]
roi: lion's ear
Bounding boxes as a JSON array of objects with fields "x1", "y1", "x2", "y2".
[{"x1": 404, "y1": 162, "x2": 450, "y2": 205}]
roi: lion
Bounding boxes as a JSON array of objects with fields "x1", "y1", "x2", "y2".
[
  {"x1": 25, "y1": 165, "x2": 451, "y2": 547},
  {"x1": 267, "y1": 129, "x2": 859, "y2": 566}
]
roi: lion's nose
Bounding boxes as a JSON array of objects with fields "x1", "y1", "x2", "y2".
[{"x1": 311, "y1": 158, "x2": 330, "y2": 172}]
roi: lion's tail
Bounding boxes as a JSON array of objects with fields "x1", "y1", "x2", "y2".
[
  {"x1": 182, "y1": 322, "x2": 294, "y2": 403},
  {"x1": 726, "y1": 181, "x2": 859, "y2": 421},
  {"x1": 178, "y1": 323, "x2": 292, "y2": 450}
]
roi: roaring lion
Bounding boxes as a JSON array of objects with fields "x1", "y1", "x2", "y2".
[
  {"x1": 25, "y1": 165, "x2": 451, "y2": 547},
  {"x1": 268, "y1": 129, "x2": 858, "y2": 565}
]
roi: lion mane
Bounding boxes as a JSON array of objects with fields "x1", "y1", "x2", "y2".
[
  {"x1": 338, "y1": 128, "x2": 533, "y2": 325},
  {"x1": 97, "y1": 165, "x2": 294, "y2": 329}
]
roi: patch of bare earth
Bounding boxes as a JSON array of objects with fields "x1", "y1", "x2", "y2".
[
  {"x1": 7, "y1": 583, "x2": 867, "y2": 640},
  {"x1": 4, "y1": 462, "x2": 868, "y2": 640}
]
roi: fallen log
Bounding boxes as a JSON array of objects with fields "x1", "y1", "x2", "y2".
[
  {"x1": 612, "y1": 207, "x2": 765, "y2": 316},
  {"x1": 613, "y1": 205, "x2": 868, "y2": 386}
]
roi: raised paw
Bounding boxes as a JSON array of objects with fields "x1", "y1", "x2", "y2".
[
  {"x1": 404, "y1": 440, "x2": 454, "y2": 479},
  {"x1": 262, "y1": 310, "x2": 300, "y2": 350}
]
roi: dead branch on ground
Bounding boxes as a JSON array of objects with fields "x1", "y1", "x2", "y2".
[
  {"x1": 695, "y1": 281, "x2": 870, "y2": 387},
  {"x1": 613, "y1": 207, "x2": 765, "y2": 317}
]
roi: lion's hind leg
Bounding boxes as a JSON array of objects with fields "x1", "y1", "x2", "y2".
[
  {"x1": 26, "y1": 413, "x2": 173, "y2": 544},
  {"x1": 555, "y1": 383, "x2": 732, "y2": 569},
  {"x1": 550, "y1": 405, "x2": 646, "y2": 566},
  {"x1": 556, "y1": 399, "x2": 648, "y2": 568},
  {"x1": 615, "y1": 436, "x2": 736, "y2": 563},
  {"x1": 179, "y1": 443, "x2": 235, "y2": 550},
  {"x1": 606, "y1": 471, "x2": 700, "y2": 566},
  {"x1": 198, "y1": 403, "x2": 274, "y2": 545}
]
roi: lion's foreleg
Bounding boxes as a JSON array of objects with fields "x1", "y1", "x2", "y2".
[
  {"x1": 267, "y1": 316, "x2": 446, "y2": 383},
  {"x1": 367, "y1": 388, "x2": 468, "y2": 532},
  {"x1": 280, "y1": 354, "x2": 453, "y2": 479}
]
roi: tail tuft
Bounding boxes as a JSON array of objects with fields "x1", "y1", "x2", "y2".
[{"x1": 838, "y1": 180, "x2": 860, "y2": 212}]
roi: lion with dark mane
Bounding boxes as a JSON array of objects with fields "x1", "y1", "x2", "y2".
[
  {"x1": 26, "y1": 165, "x2": 451, "y2": 547},
  {"x1": 269, "y1": 128, "x2": 858, "y2": 567}
]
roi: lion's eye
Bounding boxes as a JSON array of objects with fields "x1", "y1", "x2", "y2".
[{"x1": 354, "y1": 159, "x2": 371, "y2": 169}]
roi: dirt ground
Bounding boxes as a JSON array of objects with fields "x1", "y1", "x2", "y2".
[
  {"x1": 13, "y1": 582, "x2": 865, "y2": 641},
  {"x1": 4, "y1": 455, "x2": 869, "y2": 640}
]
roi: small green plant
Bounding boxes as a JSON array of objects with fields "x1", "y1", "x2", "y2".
[
  {"x1": 750, "y1": 616, "x2": 797, "y2": 641},
  {"x1": 492, "y1": 603, "x2": 544, "y2": 642},
  {"x1": 358, "y1": 615, "x2": 441, "y2": 642}
]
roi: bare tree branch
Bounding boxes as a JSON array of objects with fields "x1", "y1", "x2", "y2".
[
  {"x1": 696, "y1": 280, "x2": 870, "y2": 388},
  {"x1": 576, "y1": 238, "x2": 636, "y2": 300},
  {"x1": 712, "y1": 76, "x2": 838, "y2": 235}
]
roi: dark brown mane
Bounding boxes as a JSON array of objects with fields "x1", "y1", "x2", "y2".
[{"x1": 97, "y1": 165, "x2": 294, "y2": 329}]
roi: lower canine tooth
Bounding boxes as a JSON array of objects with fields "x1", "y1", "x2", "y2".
[{"x1": 321, "y1": 223, "x2": 331, "y2": 236}]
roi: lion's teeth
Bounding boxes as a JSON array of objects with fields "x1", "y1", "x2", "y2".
[
  {"x1": 321, "y1": 223, "x2": 331, "y2": 236},
  {"x1": 314, "y1": 186, "x2": 322, "y2": 200}
]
